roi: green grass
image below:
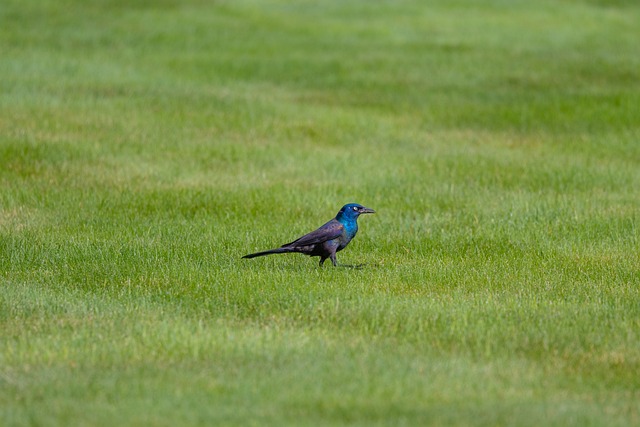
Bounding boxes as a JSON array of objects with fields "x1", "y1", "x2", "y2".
[{"x1": 1, "y1": 0, "x2": 639, "y2": 425}]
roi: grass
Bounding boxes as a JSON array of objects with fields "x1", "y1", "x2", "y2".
[{"x1": 1, "y1": 0, "x2": 639, "y2": 425}]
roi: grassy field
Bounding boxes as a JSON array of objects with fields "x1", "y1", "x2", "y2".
[{"x1": 1, "y1": 0, "x2": 639, "y2": 425}]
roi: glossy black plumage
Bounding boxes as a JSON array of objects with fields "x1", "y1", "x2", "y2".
[{"x1": 243, "y1": 203, "x2": 375, "y2": 266}]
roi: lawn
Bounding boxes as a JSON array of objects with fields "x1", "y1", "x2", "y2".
[{"x1": 1, "y1": 0, "x2": 639, "y2": 425}]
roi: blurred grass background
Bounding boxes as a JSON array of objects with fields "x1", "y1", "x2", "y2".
[{"x1": 1, "y1": 0, "x2": 639, "y2": 425}]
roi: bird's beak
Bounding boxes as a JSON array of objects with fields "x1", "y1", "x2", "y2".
[{"x1": 360, "y1": 207, "x2": 376, "y2": 214}]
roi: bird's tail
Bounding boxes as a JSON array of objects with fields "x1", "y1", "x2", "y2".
[{"x1": 242, "y1": 247, "x2": 295, "y2": 259}]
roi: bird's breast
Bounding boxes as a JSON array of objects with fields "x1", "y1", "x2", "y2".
[{"x1": 343, "y1": 222, "x2": 358, "y2": 239}]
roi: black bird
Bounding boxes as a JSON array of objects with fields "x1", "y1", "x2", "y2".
[{"x1": 243, "y1": 203, "x2": 375, "y2": 266}]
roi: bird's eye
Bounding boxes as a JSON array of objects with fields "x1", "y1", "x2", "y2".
[{"x1": 352, "y1": 206, "x2": 358, "y2": 211}]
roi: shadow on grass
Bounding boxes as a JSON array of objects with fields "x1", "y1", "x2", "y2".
[
  {"x1": 240, "y1": 258, "x2": 380, "y2": 271},
  {"x1": 336, "y1": 263, "x2": 379, "y2": 270}
]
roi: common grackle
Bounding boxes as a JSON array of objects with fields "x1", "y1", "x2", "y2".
[{"x1": 243, "y1": 203, "x2": 375, "y2": 267}]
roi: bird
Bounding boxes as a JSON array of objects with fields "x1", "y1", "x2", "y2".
[{"x1": 243, "y1": 203, "x2": 375, "y2": 267}]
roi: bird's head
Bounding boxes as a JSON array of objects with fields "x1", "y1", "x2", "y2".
[{"x1": 336, "y1": 203, "x2": 376, "y2": 221}]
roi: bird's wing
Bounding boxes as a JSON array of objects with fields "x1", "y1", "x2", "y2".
[{"x1": 282, "y1": 219, "x2": 344, "y2": 247}]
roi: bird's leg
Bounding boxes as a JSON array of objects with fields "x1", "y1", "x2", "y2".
[
  {"x1": 329, "y1": 253, "x2": 337, "y2": 267},
  {"x1": 319, "y1": 257, "x2": 326, "y2": 267}
]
